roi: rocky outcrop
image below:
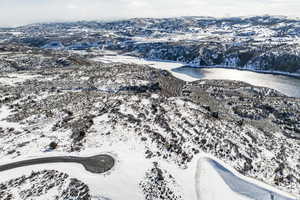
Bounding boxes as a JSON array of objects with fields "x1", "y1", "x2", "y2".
[
  {"x1": 140, "y1": 162, "x2": 182, "y2": 200},
  {"x1": 0, "y1": 170, "x2": 91, "y2": 200}
]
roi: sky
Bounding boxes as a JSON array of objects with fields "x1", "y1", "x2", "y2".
[{"x1": 0, "y1": 0, "x2": 300, "y2": 27}]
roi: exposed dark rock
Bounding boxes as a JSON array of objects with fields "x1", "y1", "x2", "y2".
[
  {"x1": 0, "y1": 170, "x2": 91, "y2": 200},
  {"x1": 49, "y1": 142, "x2": 58, "y2": 150},
  {"x1": 140, "y1": 163, "x2": 182, "y2": 200}
]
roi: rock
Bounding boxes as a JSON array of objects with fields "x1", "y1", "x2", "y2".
[
  {"x1": 212, "y1": 112, "x2": 219, "y2": 119},
  {"x1": 49, "y1": 142, "x2": 58, "y2": 150}
]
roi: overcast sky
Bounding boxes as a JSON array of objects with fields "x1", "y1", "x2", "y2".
[{"x1": 0, "y1": 0, "x2": 300, "y2": 27}]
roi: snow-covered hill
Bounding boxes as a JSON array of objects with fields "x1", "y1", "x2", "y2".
[
  {"x1": 1, "y1": 16, "x2": 300, "y2": 74},
  {"x1": 0, "y1": 47, "x2": 299, "y2": 199},
  {"x1": 0, "y1": 16, "x2": 300, "y2": 200}
]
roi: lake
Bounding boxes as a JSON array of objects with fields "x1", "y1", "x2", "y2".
[
  {"x1": 91, "y1": 54, "x2": 300, "y2": 98},
  {"x1": 172, "y1": 67, "x2": 300, "y2": 98}
]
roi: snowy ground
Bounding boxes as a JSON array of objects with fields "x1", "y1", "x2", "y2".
[
  {"x1": 0, "y1": 73, "x2": 41, "y2": 86},
  {"x1": 0, "y1": 146, "x2": 297, "y2": 200},
  {"x1": 91, "y1": 54, "x2": 199, "y2": 82},
  {"x1": 196, "y1": 157, "x2": 296, "y2": 200},
  {"x1": 0, "y1": 53, "x2": 299, "y2": 200},
  {"x1": 0, "y1": 104, "x2": 298, "y2": 200}
]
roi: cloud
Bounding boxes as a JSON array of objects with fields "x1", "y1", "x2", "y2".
[{"x1": 0, "y1": 0, "x2": 299, "y2": 27}]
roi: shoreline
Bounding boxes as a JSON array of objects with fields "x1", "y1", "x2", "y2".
[
  {"x1": 184, "y1": 64, "x2": 300, "y2": 79},
  {"x1": 141, "y1": 57, "x2": 300, "y2": 79}
]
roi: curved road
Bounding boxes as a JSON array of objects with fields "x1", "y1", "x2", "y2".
[{"x1": 0, "y1": 154, "x2": 115, "y2": 174}]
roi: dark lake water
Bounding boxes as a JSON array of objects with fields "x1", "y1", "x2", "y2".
[{"x1": 172, "y1": 67, "x2": 300, "y2": 98}]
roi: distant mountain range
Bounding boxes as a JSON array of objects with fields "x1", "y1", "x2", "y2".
[{"x1": 1, "y1": 16, "x2": 300, "y2": 74}]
